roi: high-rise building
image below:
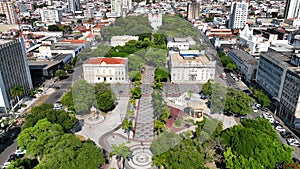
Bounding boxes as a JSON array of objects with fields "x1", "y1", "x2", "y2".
[
  {"x1": 256, "y1": 48, "x2": 300, "y2": 128},
  {"x1": 0, "y1": 1, "x2": 17, "y2": 24},
  {"x1": 111, "y1": 0, "x2": 122, "y2": 17},
  {"x1": 40, "y1": 8, "x2": 63, "y2": 23},
  {"x1": 67, "y1": 0, "x2": 80, "y2": 13},
  {"x1": 0, "y1": 38, "x2": 33, "y2": 113},
  {"x1": 187, "y1": 1, "x2": 200, "y2": 21},
  {"x1": 229, "y1": 1, "x2": 248, "y2": 29},
  {"x1": 284, "y1": 0, "x2": 300, "y2": 19}
]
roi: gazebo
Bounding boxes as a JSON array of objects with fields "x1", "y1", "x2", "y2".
[{"x1": 186, "y1": 100, "x2": 205, "y2": 122}]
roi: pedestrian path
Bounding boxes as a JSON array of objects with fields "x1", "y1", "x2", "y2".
[{"x1": 134, "y1": 66, "x2": 155, "y2": 141}]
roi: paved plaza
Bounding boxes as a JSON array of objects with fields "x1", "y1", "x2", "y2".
[
  {"x1": 163, "y1": 83, "x2": 202, "y2": 97},
  {"x1": 134, "y1": 96, "x2": 154, "y2": 141},
  {"x1": 134, "y1": 66, "x2": 155, "y2": 141}
]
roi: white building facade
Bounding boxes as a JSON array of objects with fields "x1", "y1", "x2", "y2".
[
  {"x1": 227, "y1": 49, "x2": 258, "y2": 83},
  {"x1": 148, "y1": 13, "x2": 162, "y2": 32},
  {"x1": 40, "y1": 8, "x2": 63, "y2": 23},
  {"x1": 0, "y1": 38, "x2": 33, "y2": 113},
  {"x1": 111, "y1": 0, "x2": 123, "y2": 17},
  {"x1": 284, "y1": 0, "x2": 300, "y2": 19},
  {"x1": 111, "y1": 36, "x2": 139, "y2": 47},
  {"x1": 229, "y1": 2, "x2": 248, "y2": 29},
  {"x1": 83, "y1": 57, "x2": 129, "y2": 84},
  {"x1": 169, "y1": 50, "x2": 215, "y2": 83}
]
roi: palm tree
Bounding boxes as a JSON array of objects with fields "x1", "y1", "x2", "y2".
[
  {"x1": 152, "y1": 154, "x2": 168, "y2": 169},
  {"x1": 154, "y1": 120, "x2": 165, "y2": 135},
  {"x1": 10, "y1": 85, "x2": 24, "y2": 102},
  {"x1": 111, "y1": 143, "x2": 131, "y2": 169}
]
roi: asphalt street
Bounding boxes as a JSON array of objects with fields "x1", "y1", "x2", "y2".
[{"x1": 45, "y1": 61, "x2": 84, "y2": 104}]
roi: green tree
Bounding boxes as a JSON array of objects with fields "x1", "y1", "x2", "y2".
[
  {"x1": 224, "y1": 88, "x2": 254, "y2": 115},
  {"x1": 157, "y1": 15, "x2": 199, "y2": 38},
  {"x1": 96, "y1": 90, "x2": 115, "y2": 112},
  {"x1": 23, "y1": 103, "x2": 77, "y2": 132},
  {"x1": 122, "y1": 118, "x2": 133, "y2": 133},
  {"x1": 220, "y1": 56, "x2": 232, "y2": 66},
  {"x1": 217, "y1": 52, "x2": 226, "y2": 58},
  {"x1": 71, "y1": 55, "x2": 78, "y2": 66},
  {"x1": 155, "y1": 68, "x2": 169, "y2": 82},
  {"x1": 77, "y1": 19, "x2": 82, "y2": 24},
  {"x1": 100, "y1": 16, "x2": 152, "y2": 41},
  {"x1": 27, "y1": 89, "x2": 36, "y2": 98},
  {"x1": 18, "y1": 119, "x2": 105, "y2": 169},
  {"x1": 72, "y1": 80, "x2": 96, "y2": 115},
  {"x1": 18, "y1": 119, "x2": 64, "y2": 159},
  {"x1": 226, "y1": 63, "x2": 236, "y2": 70},
  {"x1": 64, "y1": 64, "x2": 72, "y2": 72},
  {"x1": 10, "y1": 85, "x2": 24, "y2": 102},
  {"x1": 48, "y1": 25, "x2": 61, "y2": 31},
  {"x1": 130, "y1": 87, "x2": 141, "y2": 99},
  {"x1": 60, "y1": 91, "x2": 74, "y2": 111},
  {"x1": 154, "y1": 120, "x2": 165, "y2": 135},
  {"x1": 253, "y1": 89, "x2": 271, "y2": 107},
  {"x1": 0, "y1": 117, "x2": 9, "y2": 133},
  {"x1": 111, "y1": 143, "x2": 131, "y2": 169},
  {"x1": 7, "y1": 158, "x2": 39, "y2": 169},
  {"x1": 202, "y1": 80, "x2": 212, "y2": 96},
  {"x1": 221, "y1": 119, "x2": 293, "y2": 169},
  {"x1": 55, "y1": 70, "x2": 67, "y2": 79}
]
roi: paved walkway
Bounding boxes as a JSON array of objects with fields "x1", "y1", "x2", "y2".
[
  {"x1": 76, "y1": 97, "x2": 130, "y2": 146},
  {"x1": 134, "y1": 66, "x2": 155, "y2": 141}
]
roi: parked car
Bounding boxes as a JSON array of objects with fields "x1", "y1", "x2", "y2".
[
  {"x1": 281, "y1": 131, "x2": 292, "y2": 138},
  {"x1": 287, "y1": 138, "x2": 300, "y2": 147},
  {"x1": 2, "y1": 162, "x2": 10, "y2": 169},
  {"x1": 223, "y1": 112, "x2": 233, "y2": 116},
  {"x1": 53, "y1": 103, "x2": 62, "y2": 110},
  {"x1": 7, "y1": 155, "x2": 16, "y2": 162},
  {"x1": 253, "y1": 108, "x2": 258, "y2": 113},
  {"x1": 15, "y1": 148, "x2": 26, "y2": 155},
  {"x1": 260, "y1": 107, "x2": 268, "y2": 112},
  {"x1": 240, "y1": 115, "x2": 247, "y2": 119},
  {"x1": 275, "y1": 125, "x2": 286, "y2": 133}
]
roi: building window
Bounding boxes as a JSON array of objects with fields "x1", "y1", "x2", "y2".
[
  {"x1": 110, "y1": 77, "x2": 112, "y2": 80},
  {"x1": 98, "y1": 77, "x2": 100, "y2": 80}
]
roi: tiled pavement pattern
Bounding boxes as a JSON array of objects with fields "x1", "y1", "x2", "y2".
[
  {"x1": 163, "y1": 83, "x2": 202, "y2": 97},
  {"x1": 110, "y1": 83, "x2": 133, "y2": 97},
  {"x1": 134, "y1": 66, "x2": 155, "y2": 141},
  {"x1": 134, "y1": 97, "x2": 154, "y2": 141}
]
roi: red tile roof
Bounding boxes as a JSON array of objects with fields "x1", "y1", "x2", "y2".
[
  {"x1": 60, "y1": 39, "x2": 88, "y2": 44},
  {"x1": 93, "y1": 24, "x2": 102, "y2": 29},
  {"x1": 86, "y1": 34, "x2": 96, "y2": 38},
  {"x1": 86, "y1": 58, "x2": 126, "y2": 65}
]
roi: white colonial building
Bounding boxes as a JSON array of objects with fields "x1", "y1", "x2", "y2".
[
  {"x1": 111, "y1": 36, "x2": 139, "y2": 47},
  {"x1": 169, "y1": 50, "x2": 215, "y2": 83},
  {"x1": 83, "y1": 57, "x2": 129, "y2": 84}
]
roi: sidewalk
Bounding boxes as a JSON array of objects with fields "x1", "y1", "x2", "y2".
[{"x1": 76, "y1": 97, "x2": 130, "y2": 146}]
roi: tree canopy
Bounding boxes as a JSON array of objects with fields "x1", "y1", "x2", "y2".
[
  {"x1": 23, "y1": 103, "x2": 77, "y2": 132},
  {"x1": 100, "y1": 15, "x2": 153, "y2": 41},
  {"x1": 151, "y1": 118, "x2": 223, "y2": 169},
  {"x1": 157, "y1": 15, "x2": 199, "y2": 39},
  {"x1": 18, "y1": 119, "x2": 105, "y2": 169},
  {"x1": 55, "y1": 70, "x2": 67, "y2": 79},
  {"x1": 72, "y1": 80, "x2": 96, "y2": 115},
  {"x1": 252, "y1": 88, "x2": 271, "y2": 107},
  {"x1": 221, "y1": 118, "x2": 293, "y2": 169},
  {"x1": 95, "y1": 83, "x2": 115, "y2": 112},
  {"x1": 202, "y1": 80, "x2": 254, "y2": 115}
]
